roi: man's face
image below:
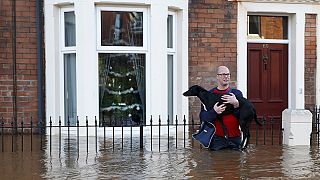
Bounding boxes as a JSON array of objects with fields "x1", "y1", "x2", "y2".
[{"x1": 216, "y1": 68, "x2": 231, "y2": 87}]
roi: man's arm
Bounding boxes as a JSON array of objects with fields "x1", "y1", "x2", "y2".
[
  {"x1": 231, "y1": 89, "x2": 243, "y2": 118},
  {"x1": 199, "y1": 104, "x2": 217, "y2": 123}
]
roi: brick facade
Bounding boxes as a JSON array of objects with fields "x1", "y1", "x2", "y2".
[
  {"x1": 0, "y1": 0, "x2": 318, "y2": 124},
  {"x1": 0, "y1": 0, "x2": 39, "y2": 124},
  {"x1": 305, "y1": 14, "x2": 317, "y2": 110},
  {"x1": 188, "y1": 0, "x2": 238, "y2": 121}
]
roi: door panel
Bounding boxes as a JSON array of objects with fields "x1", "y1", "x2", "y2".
[
  {"x1": 247, "y1": 48, "x2": 263, "y2": 103},
  {"x1": 247, "y1": 43, "x2": 288, "y2": 118}
]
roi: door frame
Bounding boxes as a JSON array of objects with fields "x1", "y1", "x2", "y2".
[{"x1": 237, "y1": 2, "x2": 320, "y2": 109}]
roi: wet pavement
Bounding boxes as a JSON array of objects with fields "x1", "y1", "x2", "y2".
[{"x1": 0, "y1": 135, "x2": 319, "y2": 179}]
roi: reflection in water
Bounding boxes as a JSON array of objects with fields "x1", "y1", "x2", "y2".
[
  {"x1": 282, "y1": 146, "x2": 320, "y2": 179},
  {"x1": 0, "y1": 135, "x2": 319, "y2": 179}
]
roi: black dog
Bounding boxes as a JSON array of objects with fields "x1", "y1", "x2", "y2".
[
  {"x1": 183, "y1": 85, "x2": 262, "y2": 149},
  {"x1": 183, "y1": 85, "x2": 234, "y2": 138}
]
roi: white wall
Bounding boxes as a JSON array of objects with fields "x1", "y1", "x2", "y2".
[{"x1": 44, "y1": 0, "x2": 189, "y2": 132}]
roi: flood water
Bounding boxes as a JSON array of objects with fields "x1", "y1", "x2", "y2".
[{"x1": 0, "y1": 135, "x2": 319, "y2": 179}]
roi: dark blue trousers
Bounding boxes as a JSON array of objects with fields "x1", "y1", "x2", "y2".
[{"x1": 209, "y1": 135, "x2": 241, "y2": 151}]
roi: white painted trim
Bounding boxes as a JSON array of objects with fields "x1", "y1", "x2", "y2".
[
  {"x1": 293, "y1": 12, "x2": 306, "y2": 109},
  {"x1": 167, "y1": 11, "x2": 177, "y2": 53},
  {"x1": 96, "y1": 6, "x2": 148, "y2": 51},
  {"x1": 59, "y1": 7, "x2": 77, "y2": 126},
  {"x1": 60, "y1": 8, "x2": 76, "y2": 51},
  {"x1": 247, "y1": 39, "x2": 289, "y2": 44},
  {"x1": 237, "y1": 4, "x2": 248, "y2": 97},
  {"x1": 316, "y1": 14, "x2": 320, "y2": 105},
  {"x1": 167, "y1": 10, "x2": 177, "y2": 121}
]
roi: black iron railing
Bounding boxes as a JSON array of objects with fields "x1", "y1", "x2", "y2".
[
  {"x1": 310, "y1": 106, "x2": 320, "y2": 146},
  {"x1": 0, "y1": 115, "x2": 284, "y2": 153}
]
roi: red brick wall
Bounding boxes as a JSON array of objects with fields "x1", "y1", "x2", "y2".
[
  {"x1": 304, "y1": 14, "x2": 317, "y2": 110},
  {"x1": 188, "y1": 0, "x2": 238, "y2": 121},
  {"x1": 0, "y1": 0, "x2": 39, "y2": 124}
]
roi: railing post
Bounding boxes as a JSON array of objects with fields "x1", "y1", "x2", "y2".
[
  {"x1": 158, "y1": 115, "x2": 161, "y2": 151},
  {"x1": 150, "y1": 115, "x2": 152, "y2": 151},
  {"x1": 256, "y1": 117, "x2": 259, "y2": 145},
  {"x1": 183, "y1": 115, "x2": 186, "y2": 148},
  {"x1": 77, "y1": 116, "x2": 79, "y2": 154},
  {"x1": 191, "y1": 115, "x2": 194, "y2": 147},
  {"x1": 175, "y1": 115, "x2": 178, "y2": 149},
  {"x1": 263, "y1": 116, "x2": 266, "y2": 145},
  {"x1": 39, "y1": 119, "x2": 42, "y2": 150},
  {"x1": 140, "y1": 117, "x2": 144, "y2": 150},
  {"x1": 103, "y1": 115, "x2": 106, "y2": 150},
  {"x1": 68, "y1": 116, "x2": 70, "y2": 152},
  {"x1": 86, "y1": 116, "x2": 88, "y2": 153},
  {"x1": 114, "y1": 119, "x2": 117, "y2": 151},
  {"x1": 167, "y1": 115, "x2": 170, "y2": 151},
  {"x1": 21, "y1": 117, "x2": 24, "y2": 152},
  {"x1": 30, "y1": 116, "x2": 33, "y2": 152},
  {"x1": 1, "y1": 117, "x2": 3, "y2": 152},
  {"x1": 130, "y1": 117, "x2": 133, "y2": 150},
  {"x1": 58, "y1": 116, "x2": 61, "y2": 155},
  {"x1": 317, "y1": 106, "x2": 320, "y2": 146},
  {"x1": 95, "y1": 116, "x2": 97, "y2": 153},
  {"x1": 121, "y1": 117, "x2": 124, "y2": 150},
  {"x1": 49, "y1": 117, "x2": 52, "y2": 155},
  {"x1": 11, "y1": 118, "x2": 14, "y2": 152},
  {"x1": 271, "y1": 117, "x2": 274, "y2": 145}
]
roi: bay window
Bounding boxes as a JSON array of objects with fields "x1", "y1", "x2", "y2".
[{"x1": 97, "y1": 7, "x2": 147, "y2": 126}]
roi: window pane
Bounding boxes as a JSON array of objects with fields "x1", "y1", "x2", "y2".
[
  {"x1": 249, "y1": 16, "x2": 260, "y2": 35},
  {"x1": 64, "y1": 11, "x2": 76, "y2": 46},
  {"x1": 64, "y1": 53, "x2": 77, "y2": 125},
  {"x1": 167, "y1": 55, "x2": 173, "y2": 124},
  {"x1": 248, "y1": 15, "x2": 288, "y2": 40},
  {"x1": 99, "y1": 53, "x2": 145, "y2": 126},
  {"x1": 101, "y1": 11, "x2": 143, "y2": 46},
  {"x1": 167, "y1": 15, "x2": 173, "y2": 48}
]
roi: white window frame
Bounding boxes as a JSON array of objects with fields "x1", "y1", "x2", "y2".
[
  {"x1": 167, "y1": 10, "x2": 177, "y2": 123},
  {"x1": 96, "y1": 5, "x2": 149, "y2": 124},
  {"x1": 96, "y1": 6, "x2": 148, "y2": 52},
  {"x1": 247, "y1": 13, "x2": 290, "y2": 44},
  {"x1": 167, "y1": 11, "x2": 176, "y2": 53},
  {"x1": 60, "y1": 7, "x2": 77, "y2": 125},
  {"x1": 61, "y1": 7, "x2": 76, "y2": 52},
  {"x1": 247, "y1": 15, "x2": 261, "y2": 39}
]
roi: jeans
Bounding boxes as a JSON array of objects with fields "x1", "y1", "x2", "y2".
[{"x1": 209, "y1": 135, "x2": 241, "y2": 151}]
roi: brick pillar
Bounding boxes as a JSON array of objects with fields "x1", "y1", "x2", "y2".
[
  {"x1": 0, "y1": 0, "x2": 39, "y2": 126},
  {"x1": 188, "y1": 0, "x2": 238, "y2": 122},
  {"x1": 304, "y1": 14, "x2": 317, "y2": 111}
]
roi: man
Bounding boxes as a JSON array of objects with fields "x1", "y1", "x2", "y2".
[{"x1": 199, "y1": 66, "x2": 243, "y2": 150}]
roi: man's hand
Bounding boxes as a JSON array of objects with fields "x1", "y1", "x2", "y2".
[
  {"x1": 221, "y1": 93, "x2": 239, "y2": 108},
  {"x1": 214, "y1": 102, "x2": 226, "y2": 114}
]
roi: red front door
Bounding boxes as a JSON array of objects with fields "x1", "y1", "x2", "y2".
[
  {"x1": 248, "y1": 43, "x2": 288, "y2": 118},
  {"x1": 247, "y1": 43, "x2": 288, "y2": 143}
]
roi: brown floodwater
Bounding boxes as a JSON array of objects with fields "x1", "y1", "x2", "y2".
[{"x1": 0, "y1": 135, "x2": 319, "y2": 179}]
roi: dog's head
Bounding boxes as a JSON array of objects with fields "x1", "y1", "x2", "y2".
[{"x1": 183, "y1": 85, "x2": 206, "y2": 97}]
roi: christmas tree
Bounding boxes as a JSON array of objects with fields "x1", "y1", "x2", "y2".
[{"x1": 99, "y1": 53, "x2": 145, "y2": 126}]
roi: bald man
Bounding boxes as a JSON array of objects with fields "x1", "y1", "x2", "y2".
[{"x1": 199, "y1": 66, "x2": 243, "y2": 150}]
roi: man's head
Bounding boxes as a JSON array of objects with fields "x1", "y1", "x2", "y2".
[{"x1": 216, "y1": 66, "x2": 231, "y2": 89}]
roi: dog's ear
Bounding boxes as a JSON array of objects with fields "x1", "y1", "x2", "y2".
[{"x1": 195, "y1": 85, "x2": 201, "y2": 89}]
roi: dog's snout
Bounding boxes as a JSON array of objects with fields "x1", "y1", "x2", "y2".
[{"x1": 183, "y1": 91, "x2": 188, "y2": 96}]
